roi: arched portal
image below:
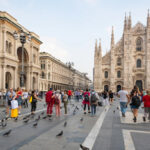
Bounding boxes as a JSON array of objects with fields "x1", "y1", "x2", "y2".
[
  {"x1": 104, "y1": 85, "x2": 109, "y2": 92},
  {"x1": 116, "y1": 85, "x2": 121, "y2": 92},
  {"x1": 136, "y1": 80, "x2": 143, "y2": 91},
  {"x1": 5, "y1": 72, "x2": 12, "y2": 89},
  {"x1": 17, "y1": 47, "x2": 29, "y2": 63}
]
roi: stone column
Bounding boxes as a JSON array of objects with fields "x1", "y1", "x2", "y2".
[
  {"x1": 0, "y1": 65, "x2": 2, "y2": 90},
  {"x1": 2, "y1": 28, "x2": 6, "y2": 53},
  {"x1": 2, "y1": 65, "x2": 6, "y2": 91}
]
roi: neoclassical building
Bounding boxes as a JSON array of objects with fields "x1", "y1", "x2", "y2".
[
  {"x1": 94, "y1": 11, "x2": 150, "y2": 92},
  {"x1": 0, "y1": 11, "x2": 91, "y2": 92}
]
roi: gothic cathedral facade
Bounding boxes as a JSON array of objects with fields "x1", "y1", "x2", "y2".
[{"x1": 94, "y1": 11, "x2": 150, "y2": 92}]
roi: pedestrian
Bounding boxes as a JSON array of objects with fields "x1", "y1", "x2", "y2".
[
  {"x1": 90, "y1": 90, "x2": 99, "y2": 116},
  {"x1": 23, "y1": 89, "x2": 29, "y2": 108},
  {"x1": 15, "y1": 87, "x2": 23, "y2": 115},
  {"x1": 63, "y1": 90, "x2": 68, "y2": 115},
  {"x1": 102, "y1": 91, "x2": 109, "y2": 106},
  {"x1": 82, "y1": 89, "x2": 90, "y2": 114},
  {"x1": 109, "y1": 90, "x2": 114, "y2": 105},
  {"x1": 129, "y1": 90, "x2": 141, "y2": 122},
  {"x1": 45, "y1": 88, "x2": 54, "y2": 117},
  {"x1": 30, "y1": 90, "x2": 42, "y2": 115},
  {"x1": 54, "y1": 90, "x2": 61, "y2": 117},
  {"x1": 68, "y1": 90, "x2": 72, "y2": 102},
  {"x1": 142, "y1": 90, "x2": 150, "y2": 122},
  {"x1": 6, "y1": 88, "x2": 16, "y2": 117},
  {"x1": 117, "y1": 87, "x2": 130, "y2": 117}
]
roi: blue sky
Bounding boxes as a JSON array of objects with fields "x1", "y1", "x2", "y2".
[{"x1": 0, "y1": 0, "x2": 150, "y2": 80}]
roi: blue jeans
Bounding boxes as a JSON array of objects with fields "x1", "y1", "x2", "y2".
[
  {"x1": 120, "y1": 102, "x2": 127, "y2": 114},
  {"x1": 91, "y1": 105, "x2": 96, "y2": 115}
]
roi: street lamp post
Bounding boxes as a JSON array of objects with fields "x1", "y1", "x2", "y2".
[{"x1": 13, "y1": 30, "x2": 31, "y2": 88}]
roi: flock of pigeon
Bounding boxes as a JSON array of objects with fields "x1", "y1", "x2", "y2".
[{"x1": 0, "y1": 103, "x2": 91, "y2": 150}]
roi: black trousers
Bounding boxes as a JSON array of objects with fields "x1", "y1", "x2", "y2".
[
  {"x1": 31, "y1": 102, "x2": 37, "y2": 112},
  {"x1": 84, "y1": 104, "x2": 90, "y2": 111}
]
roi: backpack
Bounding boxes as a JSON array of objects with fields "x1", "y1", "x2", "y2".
[
  {"x1": 84, "y1": 94, "x2": 89, "y2": 102},
  {"x1": 91, "y1": 94, "x2": 96, "y2": 103},
  {"x1": 54, "y1": 95, "x2": 59, "y2": 105},
  {"x1": 132, "y1": 96, "x2": 141, "y2": 107}
]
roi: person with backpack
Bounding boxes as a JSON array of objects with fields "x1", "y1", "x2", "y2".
[
  {"x1": 90, "y1": 90, "x2": 99, "y2": 116},
  {"x1": 129, "y1": 89, "x2": 141, "y2": 122},
  {"x1": 82, "y1": 89, "x2": 90, "y2": 114},
  {"x1": 54, "y1": 90, "x2": 61, "y2": 117},
  {"x1": 45, "y1": 88, "x2": 54, "y2": 117}
]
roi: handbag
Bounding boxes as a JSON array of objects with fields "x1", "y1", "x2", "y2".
[{"x1": 29, "y1": 96, "x2": 32, "y2": 103}]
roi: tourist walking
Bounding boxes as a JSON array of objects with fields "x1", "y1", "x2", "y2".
[
  {"x1": 129, "y1": 90, "x2": 141, "y2": 122},
  {"x1": 6, "y1": 88, "x2": 16, "y2": 117},
  {"x1": 142, "y1": 90, "x2": 150, "y2": 122},
  {"x1": 90, "y1": 90, "x2": 99, "y2": 116},
  {"x1": 23, "y1": 89, "x2": 29, "y2": 108},
  {"x1": 82, "y1": 89, "x2": 90, "y2": 114},
  {"x1": 117, "y1": 87, "x2": 130, "y2": 117},
  {"x1": 102, "y1": 91, "x2": 109, "y2": 106},
  {"x1": 63, "y1": 90, "x2": 68, "y2": 115},
  {"x1": 109, "y1": 90, "x2": 114, "y2": 105},
  {"x1": 30, "y1": 90, "x2": 42, "y2": 115},
  {"x1": 45, "y1": 88, "x2": 54, "y2": 117},
  {"x1": 54, "y1": 90, "x2": 61, "y2": 117},
  {"x1": 68, "y1": 90, "x2": 72, "y2": 102}
]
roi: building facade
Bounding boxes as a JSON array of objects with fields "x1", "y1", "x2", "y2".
[
  {"x1": 94, "y1": 11, "x2": 150, "y2": 92},
  {"x1": 0, "y1": 11, "x2": 91, "y2": 92}
]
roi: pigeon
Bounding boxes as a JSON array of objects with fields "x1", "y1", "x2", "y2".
[
  {"x1": 117, "y1": 107, "x2": 119, "y2": 110},
  {"x1": 80, "y1": 117, "x2": 84, "y2": 122},
  {"x1": 42, "y1": 116, "x2": 47, "y2": 119},
  {"x1": 24, "y1": 119, "x2": 29, "y2": 123},
  {"x1": 113, "y1": 110, "x2": 115, "y2": 113},
  {"x1": 14, "y1": 117, "x2": 18, "y2": 122},
  {"x1": 23, "y1": 117, "x2": 27, "y2": 120},
  {"x1": 75, "y1": 106, "x2": 79, "y2": 110},
  {"x1": 56, "y1": 130, "x2": 63, "y2": 137},
  {"x1": 64, "y1": 121, "x2": 67, "y2": 127},
  {"x1": 33, "y1": 122, "x2": 38, "y2": 127},
  {"x1": 3, "y1": 129, "x2": 12, "y2": 136},
  {"x1": 2, "y1": 121, "x2": 7, "y2": 128},
  {"x1": 80, "y1": 144, "x2": 89, "y2": 150}
]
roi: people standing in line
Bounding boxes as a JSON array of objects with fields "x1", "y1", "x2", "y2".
[
  {"x1": 90, "y1": 90, "x2": 99, "y2": 116},
  {"x1": 63, "y1": 90, "x2": 68, "y2": 115},
  {"x1": 45, "y1": 88, "x2": 54, "y2": 117},
  {"x1": 82, "y1": 89, "x2": 90, "y2": 114},
  {"x1": 6, "y1": 88, "x2": 16, "y2": 117},
  {"x1": 30, "y1": 90, "x2": 42, "y2": 115},
  {"x1": 129, "y1": 90, "x2": 141, "y2": 122},
  {"x1": 54, "y1": 90, "x2": 61, "y2": 117},
  {"x1": 142, "y1": 90, "x2": 150, "y2": 122},
  {"x1": 22, "y1": 89, "x2": 29, "y2": 108},
  {"x1": 102, "y1": 91, "x2": 109, "y2": 106},
  {"x1": 109, "y1": 90, "x2": 114, "y2": 105},
  {"x1": 117, "y1": 87, "x2": 130, "y2": 117},
  {"x1": 68, "y1": 90, "x2": 72, "y2": 102}
]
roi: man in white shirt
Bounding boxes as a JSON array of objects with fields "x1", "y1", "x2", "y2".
[{"x1": 117, "y1": 87, "x2": 130, "y2": 117}]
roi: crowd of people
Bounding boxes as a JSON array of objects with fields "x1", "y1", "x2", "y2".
[{"x1": 1, "y1": 85, "x2": 150, "y2": 123}]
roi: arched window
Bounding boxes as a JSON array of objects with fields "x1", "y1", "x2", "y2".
[
  {"x1": 8, "y1": 42, "x2": 12, "y2": 53},
  {"x1": 136, "y1": 37, "x2": 143, "y2": 51},
  {"x1": 117, "y1": 71, "x2": 121, "y2": 78},
  {"x1": 33, "y1": 54, "x2": 36, "y2": 64},
  {"x1": 117, "y1": 58, "x2": 121, "y2": 66},
  {"x1": 137, "y1": 59, "x2": 141, "y2": 68},
  {"x1": 104, "y1": 71, "x2": 108, "y2": 78}
]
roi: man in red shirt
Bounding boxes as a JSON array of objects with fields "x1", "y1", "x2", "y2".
[
  {"x1": 68, "y1": 90, "x2": 72, "y2": 101},
  {"x1": 142, "y1": 90, "x2": 150, "y2": 122},
  {"x1": 45, "y1": 88, "x2": 54, "y2": 117}
]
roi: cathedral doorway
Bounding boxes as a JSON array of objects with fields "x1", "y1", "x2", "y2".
[
  {"x1": 117, "y1": 85, "x2": 121, "y2": 92},
  {"x1": 5, "y1": 72, "x2": 12, "y2": 89},
  {"x1": 136, "y1": 80, "x2": 143, "y2": 91},
  {"x1": 104, "y1": 85, "x2": 109, "y2": 92}
]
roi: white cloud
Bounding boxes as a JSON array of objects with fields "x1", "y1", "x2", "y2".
[
  {"x1": 0, "y1": 0, "x2": 9, "y2": 6},
  {"x1": 40, "y1": 37, "x2": 70, "y2": 63},
  {"x1": 83, "y1": 0, "x2": 97, "y2": 4}
]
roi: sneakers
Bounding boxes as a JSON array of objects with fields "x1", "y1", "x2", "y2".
[{"x1": 133, "y1": 117, "x2": 137, "y2": 123}]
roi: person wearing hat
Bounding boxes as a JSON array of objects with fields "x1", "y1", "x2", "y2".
[{"x1": 45, "y1": 88, "x2": 54, "y2": 117}]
